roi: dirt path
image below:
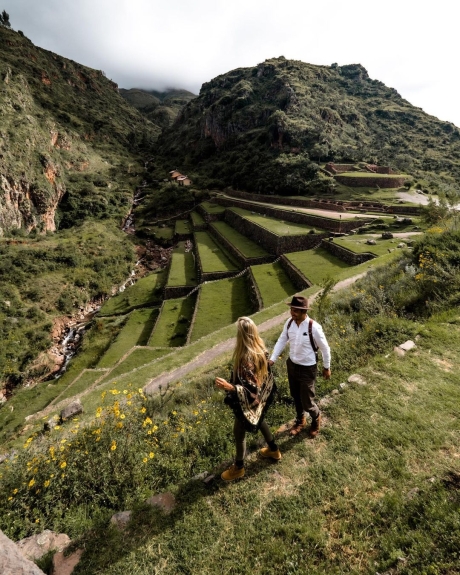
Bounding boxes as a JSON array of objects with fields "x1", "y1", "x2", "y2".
[{"x1": 143, "y1": 273, "x2": 366, "y2": 395}]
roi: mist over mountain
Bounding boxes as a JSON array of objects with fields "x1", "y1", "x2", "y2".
[{"x1": 157, "y1": 57, "x2": 460, "y2": 195}]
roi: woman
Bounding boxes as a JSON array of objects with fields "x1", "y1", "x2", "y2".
[{"x1": 215, "y1": 316, "x2": 281, "y2": 481}]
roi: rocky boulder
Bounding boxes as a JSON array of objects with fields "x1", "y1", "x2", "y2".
[
  {"x1": 16, "y1": 530, "x2": 70, "y2": 561},
  {"x1": 0, "y1": 529, "x2": 45, "y2": 575}
]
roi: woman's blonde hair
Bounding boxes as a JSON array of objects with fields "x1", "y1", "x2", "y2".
[{"x1": 233, "y1": 317, "x2": 268, "y2": 386}]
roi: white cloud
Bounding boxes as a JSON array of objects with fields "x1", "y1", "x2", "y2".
[{"x1": 3, "y1": 0, "x2": 460, "y2": 125}]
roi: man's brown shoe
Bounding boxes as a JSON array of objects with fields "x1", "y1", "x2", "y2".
[
  {"x1": 309, "y1": 415, "x2": 321, "y2": 438},
  {"x1": 260, "y1": 447, "x2": 282, "y2": 461},
  {"x1": 289, "y1": 417, "x2": 307, "y2": 436}
]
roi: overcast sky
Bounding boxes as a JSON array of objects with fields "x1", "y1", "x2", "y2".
[{"x1": 3, "y1": 0, "x2": 460, "y2": 126}]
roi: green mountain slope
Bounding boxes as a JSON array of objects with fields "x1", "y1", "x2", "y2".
[
  {"x1": 120, "y1": 87, "x2": 196, "y2": 129},
  {"x1": 157, "y1": 57, "x2": 460, "y2": 194},
  {"x1": 0, "y1": 26, "x2": 161, "y2": 234}
]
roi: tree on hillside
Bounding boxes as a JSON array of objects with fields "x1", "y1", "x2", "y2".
[{"x1": 0, "y1": 9, "x2": 11, "y2": 27}]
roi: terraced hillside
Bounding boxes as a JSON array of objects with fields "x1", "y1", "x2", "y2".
[{"x1": 0, "y1": 195, "x2": 424, "y2": 450}]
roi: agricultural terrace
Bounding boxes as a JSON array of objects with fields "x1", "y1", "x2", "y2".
[
  {"x1": 167, "y1": 242, "x2": 197, "y2": 287},
  {"x1": 229, "y1": 207, "x2": 315, "y2": 235},
  {"x1": 250, "y1": 262, "x2": 297, "y2": 307},
  {"x1": 190, "y1": 211, "x2": 205, "y2": 228},
  {"x1": 175, "y1": 219, "x2": 191, "y2": 235},
  {"x1": 97, "y1": 309, "x2": 158, "y2": 368},
  {"x1": 149, "y1": 296, "x2": 196, "y2": 348},
  {"x1": 56, "y1": 370, "x2": 104, "y2": 403},
  {"x1": 194, "y1": 231, "x2": 239, "y2": 273},
  {"x1": 98, "y1": 270, "x2": 166, "y2": 316},
  {"x1": 211, "y1": 221, "x2": 269, "y2": 258},
  {"x1": 98, "y1": 348, "x2": 172, "y2": 385},
  {"x1": 332, "y1": 235, "x2": 413, "y2": 257},
  {"x1": 199, "y1": 200, "x2": 226, "y2": 215},
  {"x1": 189, "y1": 276, "x2": 252, "y2": 342},
  {"x1": 286, "y1": 247, "x2": 351, "y2": 285}
]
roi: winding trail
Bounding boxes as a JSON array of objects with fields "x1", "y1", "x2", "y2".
[{"x1": 143, "y1": 273, "x2": 366, "y2": 395}]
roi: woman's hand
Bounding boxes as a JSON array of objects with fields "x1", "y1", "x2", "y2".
[{"x1": 215, "y1": 377, "x2": 234, "y2": 392}]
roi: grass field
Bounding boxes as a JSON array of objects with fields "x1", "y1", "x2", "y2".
[
  {"x1": 175, "y1": 220, "x2": 191, "y2": 235},
  {"x1": 98, "y1": 270, "x2": 166, "y2": 316},
  {"x1": 194, "y1": 232, "x2": 239, "y2": 273},
  {"x1": 149, "y1": 296, "x2": 197, "y2": 348},
  {"x1": 286, "y1": 247, "x2": 351, "y2": 284},
  {"x1": 98, "y1": 348, "x2": 172, "y2": 384},
  {"x1": 151, "y1": 226, "x2": 174, "y2": 240},
  {"x1": 333, "y1": 234, "x2": 412, "y2": 256},
  {"x1": 189, "y1": 275, "x2": 253, "y2": 342},
  {"x1": 229, "y1": 207, "x2": 315, "y2": 235},
  {"x1": 250, "y1": 262, "x2": 297, "y2": 307},
  {"x1": 56, "y1": 370, "x2": 106, "y2": 403},
  {"x1": 190, "y1": 211, "x2": 205, "y2": 227},
  {"x1": 97, "y1": 309, "x2": 159, "y2": 368},
  {"x1": 166, "y1": 242, "x2": 197, "y2": 287},
  {"x1": 0, "y1": 254, "x2": 401, "y2": 450},
  {"x1": 211, "y1": 222, "x2": 270, "y2": 257}
]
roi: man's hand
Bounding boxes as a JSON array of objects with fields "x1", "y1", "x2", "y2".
[
  {"x1": 268, "y1": 360, "x2": 274, "y2": 366},
  {"x1": 323, "y1": 367, "x2": 331, "y2": 380}
]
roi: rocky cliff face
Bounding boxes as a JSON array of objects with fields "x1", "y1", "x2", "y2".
[{"x1": 0, "y1": 26, "x2": 160, "y2": 235}]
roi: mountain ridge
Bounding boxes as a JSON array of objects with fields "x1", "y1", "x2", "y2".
[{"x1": 157, "y1": 56, "x2": 460, "y2": 195}]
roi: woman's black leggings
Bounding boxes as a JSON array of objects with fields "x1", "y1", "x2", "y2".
[{"x1": 234, "y1": 418, "x2": 274, "y2": 461}]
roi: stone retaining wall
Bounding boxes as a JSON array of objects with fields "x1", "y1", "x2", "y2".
[
  {"x1": 163, "y1": 285, "x2": 196, "y2": 300},
  {"x1": 247, "y1": 268, "x2": 263, "y2": 312},
  {"x1": 334, "y1": 175, "x2": 406, "y2": 188},
  {"x1": 196, "y1": 203, "x2": 224, "y2": 223},
  {"x1": 320, "y1": 239, "x2": 376, "y2": 265},
  {"x1": 175, "y1": 232, "x2": 193, "y2": 241},
  {"x1": 186, "y1": 288, "x2": 201, "y2": 345},
  {"x1": 224, "y1": 209, "x2": 323, "y2": 255},
  {"x1": 387, "y1": 205, "x2": 421, "y2": 215},
  {"x1": 279, "y1": 255, "x2": 312, "y2": 291},
  {"x1": 208, "y1": 223, "x2": 275, "y2": 267}
]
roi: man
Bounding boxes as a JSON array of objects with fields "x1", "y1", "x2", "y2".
[{"x1": 269, "y1": 295, "x2": 331, "y2": 438}]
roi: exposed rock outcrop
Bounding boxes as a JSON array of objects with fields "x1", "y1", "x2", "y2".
[{"x1": 0, "y1": 529, "x2": 45, "y2": 575}]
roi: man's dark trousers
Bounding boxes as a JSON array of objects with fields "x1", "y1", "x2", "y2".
[{"x1": 286, "y1": 357, "x2": 320, "y2": 421}]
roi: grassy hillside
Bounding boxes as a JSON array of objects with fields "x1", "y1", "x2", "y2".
[
  {"x1": 0, "y1": 25, "x2": 166, "y2": 387},
  {"x1": 157, "y1": 57, "x2": 460, "y2": 195},
  {"x1": 0, "y1": 26, "x2": 161, "y2": 234},
  {"x1": 120, "y1": 87, "x2": 196, "y2": 128},
  {"x1": 1, "y1": 228, "x2": 459, "y2": 575}
]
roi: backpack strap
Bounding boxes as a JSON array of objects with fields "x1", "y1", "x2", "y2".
[
  {"x1": 309, "y1": 318, "x2": 319, "y2": 362},
  {"x1": 285, "y1": 317, "x2": 294, "y2": 339}
]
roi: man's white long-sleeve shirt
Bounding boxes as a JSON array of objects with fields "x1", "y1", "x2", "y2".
[{"x1": 270, "y1": 316, "x2": 331, "y2": 368}]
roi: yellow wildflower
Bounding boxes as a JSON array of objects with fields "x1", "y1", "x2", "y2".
[
  {"x1": 110, "y1": 440, "x2": 117, "y2": 451},
  {"x1": 140, "y1": 407, "x2": 147, "y2": 414},
  {"x1": 149, "y1": 452, "x2": 154, "y2": 459},
  {"x1": 44, "y1": 480, "x2": 50, "y2": 488},
  {"x1": 13, "y1": 489, "x2": 18, "y2": 494},
  {"x1": 60, "y1": 461, "x2": 67, "y2": 469},
  {"x1": 28, "y1": 478, "x2": 35, "y2": 488},
  {"x1": 120, "y1": 414, "x2": 125, "y2": 420},
  {"x1": 123, "y1": 390, "x2": 128, "y2": 394}
]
